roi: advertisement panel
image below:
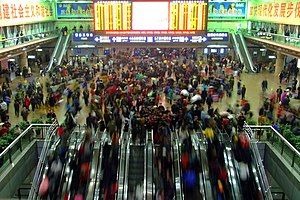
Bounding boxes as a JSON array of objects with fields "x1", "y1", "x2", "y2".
[
  {"x1": 0, "y1": 0, "x2": 55, "y2": 26},
  {"x1": 208, "y1": 1, "x2": 247, "y2": 20},
  {"x1": 248, "y1": 0, "x2": 300, "y2": 25},
  {"x1": 57, "y1": 2, "x2": 92, "y2": 19},
  {"x1": 94, "y1": 0, "x2": 208, "y2": 35}
]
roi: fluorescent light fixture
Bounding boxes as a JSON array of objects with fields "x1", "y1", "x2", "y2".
[
  {"x1": 28, "y1": 55, "x2": 36, "y2": 59},
  {"x1": 268, "y1": 55, "x2": 276, "y2": 59},
  {"x1": 75, "y1": 45, "x2": 95, "y2": 48},
  {"x1": 22, "y1": 47, "x2": 27, "y2": 51},
  {"x1": 207, "y1": 45, "x2": 228, "y2": 48},
  {"x1": 8, "y1": 59, "x2": 15, "y2": 62},
  {"x1": 211, "y1": 49, "x2": 217, "y2": 53},
  {"x1": 36, "y1": 48, "x2": 43, "y2": 52},
  {"x1": 7, "y1": 54, "x2": 11, "y2": 57},
  {"x1": 259, "y1": 49, "x2": 266, "y2": 52}
]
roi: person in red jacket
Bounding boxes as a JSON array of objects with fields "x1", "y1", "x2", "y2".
[{"x1": 24, "y1": 96, "x2": 31, "y2": 110}]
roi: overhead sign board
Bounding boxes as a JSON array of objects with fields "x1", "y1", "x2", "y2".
[
  {"x1": 208, "y1": 1, "x2": 247, "y2": 20},
  {"x1": 93, "y1": 35, "x2": 208, "y2": 43},
  {"x1": 73, "y1": 32, "x2": 94, "y2": 41},
  {"x1": 72, "y1": 31, "x2": 229, "y2": 43}
]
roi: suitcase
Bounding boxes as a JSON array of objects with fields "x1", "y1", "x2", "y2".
[{"x1": 212, "y1": 94, "x2": 219, "y2": 102}]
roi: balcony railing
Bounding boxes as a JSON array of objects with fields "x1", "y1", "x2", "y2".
[
  {"x1": 0, "y1": 122, "x2": 58, "y2": 175},
  {"x1": 0, "y1": 30, "x2": 59, "y2": 49},
  {"x1": 243, "y1": 124, "x2": 300, "y2": 174},
  {"x1": 244, "y1": 30, "x2": 300, "y2": 49}
]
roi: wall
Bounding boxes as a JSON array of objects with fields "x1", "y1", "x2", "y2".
[{"x1": 0, "y1": 141, "x2": 38, "y2": 198}]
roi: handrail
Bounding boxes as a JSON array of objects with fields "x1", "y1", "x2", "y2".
[
  {"x1": 92, "y1": 129, "x2": 107, "y2": 199},
  {"x1": 245, "y1": 30, "x2": 300, "y2": 42},
  {"x1": 123, "y1": 134, "x2": 131, "y2": 199},
  {"x1": 0, "y1": 123, "x2": 56, "y2": 158},
  {"x1": 245, "y1": 125, "x2": 300, "y2": 158},
  {"x1": 47, "y1": 34, "x2": 62, "y2": 72},
  {"x1": 117, "y1": 127, "x2": 129, "y2": 199},
  {"x1": 57, "y1": 33, "x2": 71, "y2": 65},
  {"x1": 1, "y1": 30, "x2": 57, "y2": 42},
  {"x1": 174, "y1": 129, "x2": 183, "y2": 200},
  {"x1": 143, "y1": 130, "x2": 149, "y2": 200},
  {"x1": 243, "y1": 123, "x2": 273, "y2": 200},
  {"x1": 28, "y1": 122, "x2": 59, "y2": 199},
  {"x1": 238, "y1": 32, "x2": 256, "y2": 72},
  {"x1": 231, "y1": 33, "x2": 244, "y2": 65}
]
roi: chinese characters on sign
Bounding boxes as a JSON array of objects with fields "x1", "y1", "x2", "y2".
[
  {"x1": 0, "y1": 2, "x2": 54, "y2": 26},
  {"x1": 249, "y1": 1, "x2": 300, "y2": 25}
]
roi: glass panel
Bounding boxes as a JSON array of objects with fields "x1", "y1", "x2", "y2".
[{"x1": 244, "y1": 30, "x2": 300, "y2": 49}]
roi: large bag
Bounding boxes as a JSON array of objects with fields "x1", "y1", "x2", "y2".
[{"x1": 38, "y1": 176, "x2": 49, "y2": 197}]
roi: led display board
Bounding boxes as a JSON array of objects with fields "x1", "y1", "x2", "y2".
[
  {"x1": 57, "y1": 2, "x2": 93, "y2": 19},
  {"x1": 208, "y1": 0, "x2": 247, "y2": 20},
  {"x1": 94, "y1": 0, "x2": 208, "y2": 35},
  {"x1": 248, "y1": 0, "x2": 300, "y2": 25},
  {"x1": 0, "y1": 0, "x2": 55, "y2": 26}
]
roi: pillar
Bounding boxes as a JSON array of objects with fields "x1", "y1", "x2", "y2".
[
  {"x1": 19, "y1": 52, "x2": 28, "y2": 68},
  {"x1": 275, "y1": 52, "x2": 284, "y2": 74}
]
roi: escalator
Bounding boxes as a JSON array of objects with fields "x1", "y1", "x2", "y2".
[
  {"x1": 191, "y1": 132, "x2": 213, "y2": 200},
  {"x1": 127, "y1": 145, "x2": 145, "y2": 199},
  {"x1": 47, "y1": 33, "x2": 71, "y2": 71},
  {"x1": 28, "y1": 125, "x2": 81, "y2": 200},
  {"x1": 232, "y1": 32, "x2": 256, "y2": 73}
]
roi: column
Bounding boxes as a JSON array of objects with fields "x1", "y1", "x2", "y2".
[
  {"x1": 275, "y1": 51, "x2": 284, "y2": 74},
  {"x1": 19, "y1": 52, "x2": 28, "y2": 68}
]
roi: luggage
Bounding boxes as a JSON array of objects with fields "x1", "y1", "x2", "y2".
[
  {"x1": 38, "y1": 176, "x2": 49, "y2": 197},
  {"x1": 212, "y1": 94, "x2": 219, "y2": 102}
]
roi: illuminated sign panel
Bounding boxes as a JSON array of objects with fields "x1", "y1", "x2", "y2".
[
  {"x1": 0, "y1": 0, "x2": 54, "y2": 26},
  {"x1": 208, "y1": 0, "x2": 247, "y2": 20},
  {"x1": 57, "y1": 2, "x2": 93, "y2": 19},
  {"x1": 94, "y1": 0, "x2": 208, "y2": 35},
  {"x1": 248, "y1": 0, "x2": 300, "y2": 25}
]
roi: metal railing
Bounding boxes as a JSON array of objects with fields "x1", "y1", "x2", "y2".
[
  {"x1": 244, "y1": 30, "x2": 300, "y2": 49},
  {"x1": 0, "y1": 122, "x2": 58, "y2": 175},
  {"x1": 0, "y1": 30, "x2": 58, "y2": 49},
  {"x1": 243, "y1": 124, "x2": 275, "y2": 200},
  {"x1": 244, "y1": 124, "x2": 300, "y2": 174},
  {"x1": 238, "y1": 32, "x2": 256, "y2": 72},
  {"x1": 47, "y1": 34, "x2": 62, "y2": 72},
  {"x1": 28, "y1": 122, "x2": 59, "y2": 200}
]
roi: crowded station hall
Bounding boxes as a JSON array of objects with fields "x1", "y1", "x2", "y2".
[{"x1": 0, "y1": 0, "x2": 299, "y2": 200}]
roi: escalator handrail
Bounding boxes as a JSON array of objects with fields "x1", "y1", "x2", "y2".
[
  {"x1": 91, "y1": 130, "x2": 106, "y2": 199},
  {"x1": 59, "y1": 129, "x2": 84, "y2": 198},
  {"x1": 175, "y1": 129, "x2": 183, "y2": 200},
  {"x1": 243, "y1": 123, "x2": 273, "y2": 199},
  {"x1": 28, "y1": 122, "x2": 59, "y2": 199},
  {"x1": 143, "y1": 130, "x2": 149, "y2": 200},
  {"x1": 47, "y1": 35, "x2": 62, "y2": 72},
  {"x1": 231, "y1": 33, "x2": 244, "y2": 65},
  {"x1": 57, "y1": 33, "x2": 71, "y2": 65},
  {"x1": 191, "y1": 131, "x2": 208, "y2": 199},
  {"x1": 123, "y1": 134, "x2": 131, "y2": 199},
  {"x1": 217, "y1": 128, "x2": 242, "y2": 200},
  {"x1": 238, "y1": 32, "x2": 256, "y2": 73}
]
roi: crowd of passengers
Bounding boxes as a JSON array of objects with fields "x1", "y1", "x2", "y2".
[{"x1": 0, "y1": 47, "x2": 296, "y2": 200}]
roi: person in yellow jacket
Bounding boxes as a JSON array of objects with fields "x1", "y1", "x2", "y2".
[{"x1": 203, "y1": 127, "x2": 214, "y2": 139}]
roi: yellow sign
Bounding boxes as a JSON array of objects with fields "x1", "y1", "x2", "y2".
[
  {"x1": 170, "y1": 2, "x2": 207, "y2": 31},
  {"x1": 248, "y1": 1, "x2": 300, "y2": 25},
  {"x1": 0, "y1": 2, "x2": 54, "y2": 26},
  {"x1": 94, "y1": 2, "x2": 132, "y2": 31}
]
